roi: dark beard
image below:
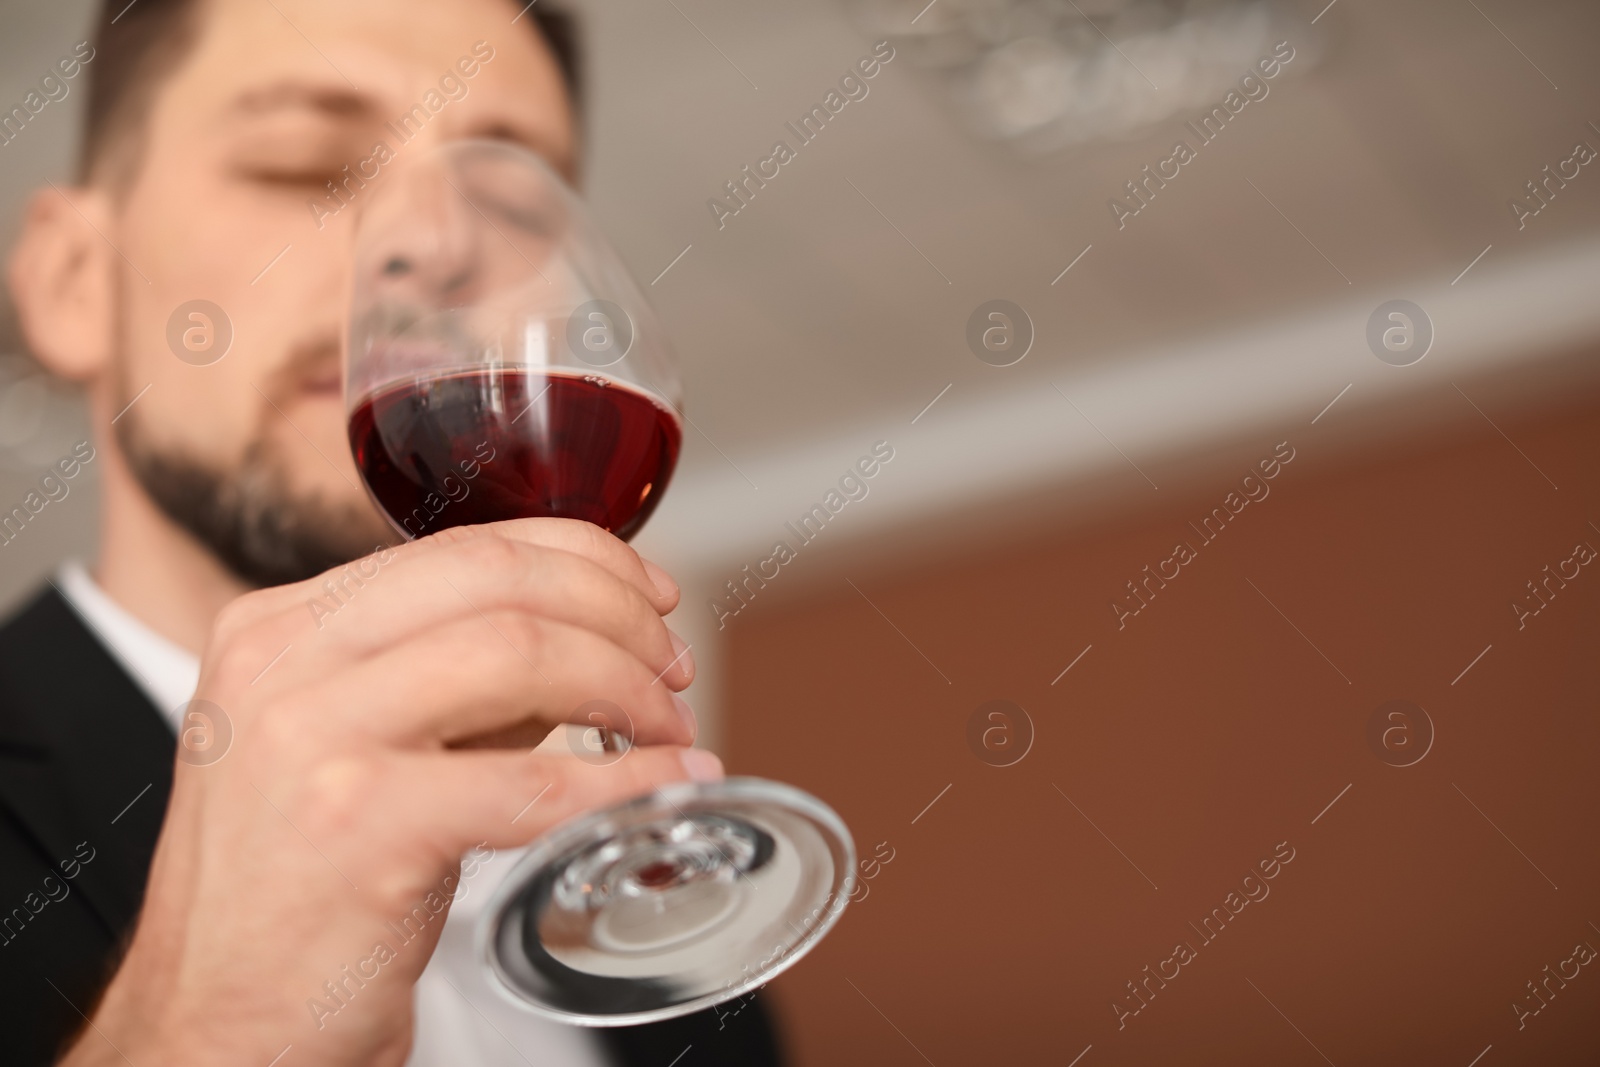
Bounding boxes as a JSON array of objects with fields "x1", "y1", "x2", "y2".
[{"x1": 117, "y1": 422, "x2": 392, "y2": 589}]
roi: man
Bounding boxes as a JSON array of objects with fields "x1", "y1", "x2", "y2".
[{"x1": 0, "y1": 0, "x2": 783, "y2": 1063}]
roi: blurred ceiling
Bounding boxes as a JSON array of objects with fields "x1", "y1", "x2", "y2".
[
  {"x1": 572, "y1": 0, "x2": 1600, "y2": 572},
  {"x1": 570, "y1": 0, "x2": 1600, "y2": 439}
]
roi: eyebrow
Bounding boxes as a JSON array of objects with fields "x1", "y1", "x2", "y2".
[{"x1": 226, "y1": 81, "x2": 380, "y2": 121}]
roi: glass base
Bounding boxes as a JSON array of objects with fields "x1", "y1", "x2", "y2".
[{"x1": 478, "y1": 777, "x2": 854, "y2": 1026}]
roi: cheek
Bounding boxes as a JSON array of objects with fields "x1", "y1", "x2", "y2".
[
  {"x1": 125, "y1": 355, "x2": 262, "y2": 462},
  {"x1": 125, "y1": 125, "x2": 352, "y2": 343},
  {"x1": 117, "y1": 178, "x2": 354, "y2": 478}
]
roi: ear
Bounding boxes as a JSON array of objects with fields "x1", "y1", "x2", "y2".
[{"x1": 6, "y1": 184, "x2": 118, "y2": 383}]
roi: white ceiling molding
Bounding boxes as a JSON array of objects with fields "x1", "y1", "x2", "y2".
[{"x1": 636, "y1": 234, "x2": 1600, "y2": 583}]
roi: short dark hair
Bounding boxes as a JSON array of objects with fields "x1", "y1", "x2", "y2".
[{"x1": 78, "y1": 0, "x2": 583, "y2": 189}]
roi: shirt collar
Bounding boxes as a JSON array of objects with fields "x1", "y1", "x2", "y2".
[{"x1": 53, "y1": 560, "x2": 200, "y2": 735}]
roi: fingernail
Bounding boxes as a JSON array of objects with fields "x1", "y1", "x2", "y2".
[
  {"x1": 642, "y1": 559, "x2": 678, "y2": 601},
  {"x1": 669, "y1": 631, "x2": 695, "y2": 682},
  {"x1": 679, "y1": 747, "x2": 723, "y2": 782},
  {"x1": 671, "y1": 692, "x2": 698, "y2": 743}
]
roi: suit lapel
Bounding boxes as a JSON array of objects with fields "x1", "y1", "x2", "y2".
[{"x1": 0, "y1": 587, "x2": 176, "y2": 942}]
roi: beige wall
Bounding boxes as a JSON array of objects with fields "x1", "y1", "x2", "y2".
[{"x1": 729, "y1": 384, "x2": 1600, "y2": 1066}]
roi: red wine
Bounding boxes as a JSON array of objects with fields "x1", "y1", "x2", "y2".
[{"x1": 349, "y1": 367, "x2": 681, "y2": 541}]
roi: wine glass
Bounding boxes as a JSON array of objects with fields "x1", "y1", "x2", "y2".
[{"x1": 345, "y1": 139, "x2": 854, "y2": 1026}]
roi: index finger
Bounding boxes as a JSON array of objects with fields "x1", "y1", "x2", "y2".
[
  {"x1": 212, "y1": 518, "x2": 680, "y2": 643},
  {"x1": 440, "y1": 518, "x2": 679, "y2": 614}
]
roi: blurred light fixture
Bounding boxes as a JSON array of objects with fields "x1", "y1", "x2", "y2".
[{"x1": 849, "y1": 0, "x2": 1314, "y2": 154}]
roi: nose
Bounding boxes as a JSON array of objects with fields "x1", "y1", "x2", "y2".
[{"x1": 358, "y1": 160, "x2": 488, "y2": 307}]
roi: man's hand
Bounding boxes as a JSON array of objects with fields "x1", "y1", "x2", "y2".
[{"x1": 60, "y1": 519, "x2": 718, "y2": 1067}]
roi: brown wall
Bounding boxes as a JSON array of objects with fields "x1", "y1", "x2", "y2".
[{"x1": 726, "y1": 388, "x2": 1600, "y2": 1066}]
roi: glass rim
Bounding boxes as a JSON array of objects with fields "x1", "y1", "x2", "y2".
[{"x1": 344, "y1": 361, "x2": 685, "y2": 420}]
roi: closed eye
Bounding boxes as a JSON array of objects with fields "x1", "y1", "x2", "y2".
[{"x1": 239, "y1": 166, "x2": 345, "y2": 190}]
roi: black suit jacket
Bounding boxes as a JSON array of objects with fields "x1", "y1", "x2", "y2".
[{"x1": 0, "y1": 586, "x2": 783, "y2": 1066}]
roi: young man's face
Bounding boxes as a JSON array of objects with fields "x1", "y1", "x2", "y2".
[{"x1": 106, "y1": 0, "x2": 575, "y2": 584}]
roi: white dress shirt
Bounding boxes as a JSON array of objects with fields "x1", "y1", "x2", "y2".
[{"x1": 54, "y1": 561, "x2": 606, "y2": 1067}]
